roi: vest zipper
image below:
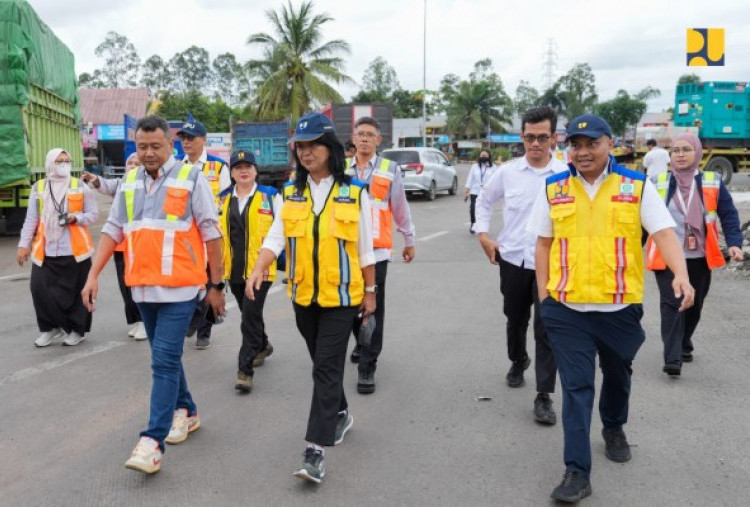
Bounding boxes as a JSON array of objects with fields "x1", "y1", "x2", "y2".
[{"x1": 311, "y1": 214, "x2": 321, "y2": 304}]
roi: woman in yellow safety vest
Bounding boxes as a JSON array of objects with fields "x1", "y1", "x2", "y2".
[
  {"x1": 646, "y1": 132, "x2": 743, "y2": 377},
  {"x1": 246, "y1": 112, "x2": 376, "y2": 485},
  {"x1": 16, "y1": 148, "x2": 98, "y2": 347}
]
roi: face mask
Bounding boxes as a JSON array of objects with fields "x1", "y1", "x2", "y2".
[
  {"x1": 54, "y1": 163, "x2": 72, "y2": 177},
  {"x1": 479, "y1": 157, "x2": 490, "y2": 165}
]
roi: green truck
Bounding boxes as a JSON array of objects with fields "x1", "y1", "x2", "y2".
[{"x1": 0, "y1": 0, "x2": 82, "y2": 234}]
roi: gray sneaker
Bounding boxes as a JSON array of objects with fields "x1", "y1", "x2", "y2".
[
  {"x1": 334, "y1": 412, "x2": 353, "y2": 445},
  {"x1": 195, "y1": 337, "x2": 211, "y2": 350},
  {"x1": 293, "y1": 447, "x2": 325, "y2": 484}
]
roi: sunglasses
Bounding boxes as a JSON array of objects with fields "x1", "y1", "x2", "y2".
[{"x1": 522, "y1": 134, "x2": 552, "y2": 144}]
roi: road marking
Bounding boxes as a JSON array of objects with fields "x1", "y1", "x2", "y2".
[
  {"x1": 419, "y1": 231, "x2": 449, "y2": 242},
  {"x1": 0, "y1": 340, "x2": 126, "y2": 387},
  {"x1": 0, "y1": 274, "x2": 29, "y2": 282}
]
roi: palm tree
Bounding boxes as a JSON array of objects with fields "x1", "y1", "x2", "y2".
[
  {"x1": 246, "y1": 1, "x2": 352, "y2": 122},
  {"x1": 446, "y1": 80, "x2": 511, "y2": 139}
]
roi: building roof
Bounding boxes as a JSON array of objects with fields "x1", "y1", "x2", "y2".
[
  {"x1": 79, "y1": 88, "x2": 150, "y2": 125},
  {"x1": 638, "y1": 111, "x2": 672, "y2": 127}
]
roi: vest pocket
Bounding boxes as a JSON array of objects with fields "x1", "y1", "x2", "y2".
[
  {"x1": 370, "y1": 175, "x2": 391, "y2": 200},
  {"x1": 281, "y1": 203, "x2": 309, "y2": 237},
  {"x1": 547, "y1": 251, "x2": 576, "y2": 295},
  {"x1": 67, "y1": 192, "x2": 84, "y2": 213},
  {"x1": 259, "y1": 214, "x2": 274, "y2": 236},
  {"x1": 163, "y1": 187, "x2": 189, "y2": 217},
  {"x1": 608, "y1": 208, "x2": 638, "y2": 237},
  {"x1": 604, "y1": 253, "x2": 635, "y2": 294},
  {"x1": 333, "y1": 204, "x2": 359, "y2": 241}
]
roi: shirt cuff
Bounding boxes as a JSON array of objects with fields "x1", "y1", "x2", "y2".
[
  {"x1": 359, "y1": 252, "x2": 376, "y2": 268},
  {"x1": 102, "y1": 224, "x2": 124, "y2": 244},
  {"x1": 473, "y1": 222, "x2": 490, "y2": 234},
  {"x1": 199, "y1": 223, "x2": 222, "y2": 242},
  {"x1": 402, "y1": 235, "x2": 416, "y2": 247}
]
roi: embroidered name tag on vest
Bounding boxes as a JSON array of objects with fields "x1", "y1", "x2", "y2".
[
  {"x1": 333, "y1": 196, "x2": 357, "y2": 204},
  {"x1": 550, "y1": 196, "x2": 575, "y2": 204}
]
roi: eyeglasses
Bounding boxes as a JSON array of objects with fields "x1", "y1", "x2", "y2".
[
  {"x1": 522, "y1": 134, "x2": 552, "y2": 144},
  {"x1": 670, "y1": 146, "x2": 694, "y2": 154},
  {"x1": 178, "y1": 134, "x2": 196, "y2": 142},
  {"x1": 355, "y1": 131, "x2": 378, "y2": 139}
]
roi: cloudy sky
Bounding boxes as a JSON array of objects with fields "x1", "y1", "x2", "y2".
[{"x1": 32, "y1": 0, "x2": 750, "y2": 112}]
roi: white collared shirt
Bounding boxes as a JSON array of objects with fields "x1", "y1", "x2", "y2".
[
  {"x1": 184, "y1": 149, "x2": 232, "y2": 193},
  {"x1": 261, "y1": 175, "x2": 376, "y2": 268},
  {"x1": 474, "y1": 156, "x2": 568, "y2": 269},
  {"x1": 232, "y1": 183, "x2": 258, "y2": 213},
  {"x1": 526, "y1": 162, "x2": 675, "y2": 312},
  {"x1": 465, "y1": 162, "x2": 498, "y2": 195},
  {"x1": 643, "y1": 147, "x2": 670, "y2": 178}
]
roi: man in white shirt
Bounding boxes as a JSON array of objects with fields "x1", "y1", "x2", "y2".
[
  {"x1": 475, "y1": 106, "x2": 567, "y2": 426},
  {"x1": 527, "y1": 114, "x2": 694, "y2": 503},
  {"x1": 642, "y1": 139, "x2": 670, "y2": 178},
  {"x1": 464, "y1": 150, "x2": 497, "y2": 233}
]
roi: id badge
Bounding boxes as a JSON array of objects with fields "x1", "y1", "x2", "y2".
[{"x1": 687, "y1": 233, "x2": 697, "y2": 251}]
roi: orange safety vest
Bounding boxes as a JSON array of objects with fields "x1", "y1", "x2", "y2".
[
  {"x1": 31, "y1": 178, "x2": 94, "y2": 266},
  {"x1": 348, "y1": 157, "x2": 395, "y2": 249},
  {"x1": 121, "y1": 164, "x2": 208, "y2": 287},
  {"x1": 646, "y1": 171, "x2": 725, "y2": 270}
]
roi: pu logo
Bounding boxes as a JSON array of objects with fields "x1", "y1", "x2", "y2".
[
  {"x1": 577, "y1": 122, "x2": 587, "y2": 129},
  {"x1": 184, "y1": 122, "x2": 195, "y2": 129},
  {"x1": 299, "y1": 121, "x2": 308, "y2": 130},
  {"x1": 554, "y1": 180, "x2": 569, "y2": 198},
  {"x1": 687, "y1": 28, "x2": 724, "y2": 66}
]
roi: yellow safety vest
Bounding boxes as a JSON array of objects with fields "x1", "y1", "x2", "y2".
[
  {"x1": 31, "y1": 178, "x2": 94, "y2": 266},
  {"x1": 282, "y1": 180, "x2": 364, "y2": 307},
  {"x1": 546, "y1": 166, "x2": 645, "y2": 304},
  {"x1": 220, "y1": 186, "x2": 277, "y2": 281},
  {"x1": 201, "y1": 160, "x2": 225, "y2": 210}
]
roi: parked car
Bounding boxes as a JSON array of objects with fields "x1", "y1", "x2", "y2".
[{"x1": 381, "y1": 148, "x2": 458, "y2": 201}]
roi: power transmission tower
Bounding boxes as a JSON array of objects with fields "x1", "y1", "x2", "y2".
[{"x1": 542, "y1": 38, "x2": 558, "y2": 91}]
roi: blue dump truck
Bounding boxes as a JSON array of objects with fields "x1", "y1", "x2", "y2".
[
  {"x1": 674, "y1": 81, "x2": 750, "y2": 184},
  {"x1": 231, "y1": 121, "x2": 291, "y2": 189}
]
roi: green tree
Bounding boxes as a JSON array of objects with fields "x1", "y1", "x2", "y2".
[
  {"x1": 78, "y1": 71, "x2": 104, "y2": 88},
  {"x1": 141, "y1": 55, "x2": 171, "y2": 93},
  {"x1": 356, "y1": 56, "x2": 400, "y2": 102},
  {"x1": 594, "y1": 87, "x2": 661, "y2": 137},
  {"x1": 156, "y1": 90, "x2": 237, "y2": 132},
  {"x1": 433, "y1": 73, "x2": 460, "y2": 113},
  {"x1": 678, "y1": 73, "x2": 701, "y2": 85},
  {"x1": 212, "y1": 52, "x2": 243, "y2": 105},
  {"x1": 391, "y1": 89, "x2": 429, "y2": 118},
  {"x1": 537, "y1": 81, "x2": 565, "y2": 114},
  {"x1": 94, "y1": 31, "x2": 141, "y2": 88},
  {"x1": 168, "y1": 46, "x2": 212, "y2": 92},
  {"x1": 514, "y1": 80, "x2": 540, "y2": 115},
  {"x1": 557, "y1": 63, "x2": 598, "y2": 119},
  {"x1": 246, "y1": 0, "x2": 352, "y2": 123}
]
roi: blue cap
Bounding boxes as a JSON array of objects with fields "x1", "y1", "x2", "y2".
[
  {"x1": 177, "y1": 119, "x2": 207, "y2": 137},
  {"x1": 566, "y1": 114, "x2": 612, "y2": 140},
  {"x1": 290, "y1": 112, "x2": 335, "y2": 142},
  {"x1": 230, "y1": 150, "x2": 256, "y2": 168}
]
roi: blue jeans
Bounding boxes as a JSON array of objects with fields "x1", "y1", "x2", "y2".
[
  {"x1": 540, "y1": 298, "x2": 645, "y2": 479},
  {"x1": 136, "y1": 298, "x2": 198, "y2": 451}
]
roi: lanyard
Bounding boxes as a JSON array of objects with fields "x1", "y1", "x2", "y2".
[
  {"x1": 479, "y1": 166, "x2": 488, "y2": 185},
  {"x1": 673, "y1": 179, "x2": 696, "y2": 217},
  {"x1": 48, "y1": 183, "x2": 66, "y2": 214}
]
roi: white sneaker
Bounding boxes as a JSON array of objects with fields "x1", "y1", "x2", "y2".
[
  {"x1": 165, "y1": 408, "x2": 200, "y2": 444},
  {"x1": 128, "y1": 324, "x2": 138, "y2": 337},
  {"x1": 63, "y1": 332, "x2": 85, "y2": 346},
  {"x1": 132, "y1": 322, "x2": 147, "y2": 341},
  {"x1": 35, "y1": 328, "x2": 64, "y2": 347},
  {"x1": 124, "y1": 436, "x2": 162, "y2": 474}
]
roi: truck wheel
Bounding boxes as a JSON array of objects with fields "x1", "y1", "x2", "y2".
[
  {"x1": 448, "y1": 177, "x2": 458, "y2": 195},
  {"x1": 705, "y1": 156, "x2": 733, "y2": 185},
  {"x1": 425, "y1": 181, "x2": 437, "y2": 201}
]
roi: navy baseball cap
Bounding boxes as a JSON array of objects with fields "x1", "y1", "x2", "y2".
[
  {"x1": 566, "y1": 114, "x2": 612, "y2": 140},
  {"x1": 177, "y1": 120, "x2": 208, "y2": 137},
  {"x1": 230, "y1": 150, "x2": 256, "y2": 168},
  {"x1": 290, "y1": 112, "x2": 335, "y2": 142}
]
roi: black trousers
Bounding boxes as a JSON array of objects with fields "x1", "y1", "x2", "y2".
[
  {"x1": 654, "y1": 258, "x2": 712, "y2": 364},
  {"x1": 352, "y1": 260, "x2": 388, "y2": 373},
  {"x1": 30, "y1": 256, "x2": 92, "y2": 335},
  {"x1": 469, "y1": 194, "x2": 478, "y2": 224},
  {"x1": 498, "y1": 255, "x2": 557, "y2": 393},
  {"x1": 191, "y1": 266, "x2": 213, "y2": 339},
  {"x1": 230, "y1": 281, "x2": 271, "y2": 375},
  {"x1": 114, "y1": 251, "x2": 141, "y2": 325},
  {"x1": 294, "y1": 303, "x2": 358, "y2": 446}
]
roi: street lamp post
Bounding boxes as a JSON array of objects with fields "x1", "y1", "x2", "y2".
[{"x1": 422, "y1": 0, "x2": 427, "y2": 148}]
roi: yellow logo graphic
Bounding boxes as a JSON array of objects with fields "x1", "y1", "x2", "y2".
[
  {"x1": 555, "y1": 180, "x2": 569, "y2": 197},
  {"x1": 578, "y1": 122, "x2": 587, "y2": 128},
  {"x1": 687, "y1": 28, "x2": 724, "y2": 66},
  {"x1": 238, "y1": 152, "x2": 245, "y2": 159}
]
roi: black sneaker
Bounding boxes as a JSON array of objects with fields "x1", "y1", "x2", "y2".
[
  {"x1": 506, "y1": 357, "x2": 531, "y2": 388},
  {"x1": 334, "y1": 412, "x2": 354, "y2": 445},
  {"x1": 662, "y1": 362, "x2": 681, "y2": 377},
  {"x1": 533, "y1": 393, "x2": 557, "y2": 425},
  {"x1": 350, "y1": 345, "x2": 361, "y2": 364},
  {"x1": 550, "y1": 471, "x2": 592, "y2": 503},
  {"x1": 357, "y1": 368, "x2": 375, "y2": 394},
  {"x1": 602, "y1": 427, "x2": 631, "y2": 463},
  {"x1": 682, "y1": 352, "x2": 693, "y2": 363},
  {"x1": 293, "y1": 447, "x2": 325, "y2": 483}
]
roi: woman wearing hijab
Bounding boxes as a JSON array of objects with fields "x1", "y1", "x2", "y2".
[
  {"x1": 646, "y1": 133, "x2": 743, "y2": 377},
  {"x1": 82, "y1": 153, "x2": 146, "y2": 340},
  {"x1": 17, "y1": 148, "x2": 98, "y2": 347},
  {"x1": 464, "y1": 150, "x2": 497, "y2": 233}
]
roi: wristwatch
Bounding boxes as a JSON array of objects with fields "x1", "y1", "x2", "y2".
[
  {"x1": 364, "y1": 285, "x2": 378, "y2": 294},
  {"x1": 209, "y1": 281, "x2": 226, "y2": 291}
]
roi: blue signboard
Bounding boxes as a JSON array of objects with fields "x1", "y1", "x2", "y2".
[
  {"x1": 98, "y1": 124, "x2": 125, "y2": 141},
  {"x1": 488, "y1": 134, "x2": 521, "y2": 143}
]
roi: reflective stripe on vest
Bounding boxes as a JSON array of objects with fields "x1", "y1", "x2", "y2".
[
  {"x1": 347, "y1": 157, "x2": 394, "y2": 249},
  {"x1": 220, "y1": 187, "x2": 277, "y2": 282},
  {"x1": 203, "y1": 161, "x2": 223, "y2": 211},
  {"x1": 546, "y1": 169, "x2": 645, "y2": 304},
  {"x1": 31, "y1": 178, "x2": 94, "y2": 266},
  {"x1": 646, "y1": 171, "x2": 726, "y2": 270},
  {"x1": 122, "y1": 165, "x2": 207, "y2": 287},
  {"x1": 282, "y1": 182, "x2": 364, "y2": 307}
]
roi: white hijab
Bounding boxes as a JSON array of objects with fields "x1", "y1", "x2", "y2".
[{"x1": 43, "y1": 148, "x2": 72, "y2": 243}]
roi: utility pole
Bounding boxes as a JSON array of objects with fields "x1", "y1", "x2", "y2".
[
  {"x1": 422, "y1": 0, "x2": 427, "y2": 148},
  {"x1": 542, "y1": 38, "x2": 558, "y2": 91}
]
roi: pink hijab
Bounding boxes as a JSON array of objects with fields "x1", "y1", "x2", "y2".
[{"x1": 670, "y1": 133, "x2": 705, "y2": 250}]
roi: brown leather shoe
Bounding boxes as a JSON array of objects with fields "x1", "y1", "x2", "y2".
[{"x1": 235, "y1": 371, "x2": 253, "y2": 392}]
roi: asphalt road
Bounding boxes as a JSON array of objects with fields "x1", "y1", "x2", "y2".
[{"x1": 0, "y1": 165, "x2": 748, "y2": 507}]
